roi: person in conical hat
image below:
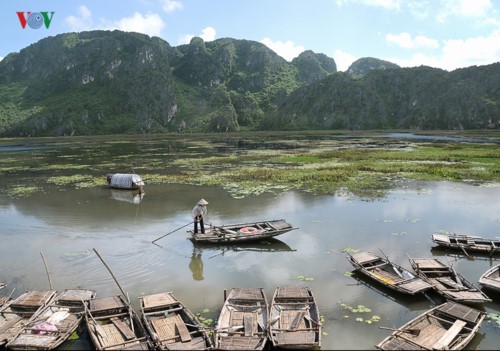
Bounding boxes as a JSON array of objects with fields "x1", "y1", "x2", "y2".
[{"x1": 192, "y1": 199, "x2": 208, "y2": 234}]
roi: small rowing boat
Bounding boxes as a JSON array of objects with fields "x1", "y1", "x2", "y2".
[
  {"x1": 346, "y1": 252, "x2": 432, "y2": 295},
  {"x1": 7, "y1": 288, "x2": 96, "y2": 350},
  {"x1": 408, "y1": 256, "x2": 491, "y2": 305},
  {"x1": 106, "y1": 174, "x2": 144, "y2": 191},
  {"x1": 376, "y1": 301, "x2": 486, "y2": 350},
  {"x1": 214, "y1": 288, "x2": 268, "y2": 350},
  {"x1": 268, "y1": 286, "x2": 321, "y2": 350},
  {"x1": 188, "y1": 219, "x2": 297, "y2": 244},
  {"x1": 431, "y1": 233, "x2": 500, "y2": 256},
  {"x1": 139, "y1": 291, "x2": 213, "y2": 350},
  {"x1": 478, "y1": 264, "x2": 500, "y2": 293}
]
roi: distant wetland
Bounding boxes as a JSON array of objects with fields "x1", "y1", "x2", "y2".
[{"x1": 0, "y1": 130, "x2": 499, "y2": 350}]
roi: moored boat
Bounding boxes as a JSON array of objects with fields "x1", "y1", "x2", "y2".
[
  {"x1": 408, "y1": 256, "x2": 491, "y2": 305},
  {"x1": 214, "y1": 288, "x2": 268, "y2": 350},
  {"x1": 106, "y1": 173, "x2": 144, "y2": 191},
  {"x1": 346, "y1": 252, "x2": 432, "y2": 295},
  {"x1": 478, "y1": 264, "x2": 500, "y2": 293},
  {"x1": 376, "y1": 301, "x2": 486, "y2": 350},
  {"x1": 268, "y1": 285, "x2": 321, "y2": 350},
  {"x1": 432, "y1": 233, "x2": 500, "y2": 255},
  {"x1": 139, "y1": 291, "x2": 213, "y2": 350},
  {"x1": 6, "y1": 288, "x2": 96, "y2": 350},
  {"x1": 0, "y1": 290, "x2": 57, "y2": 347},
  {"x1": 188, "y1": 219, "x2": 297, "y2": 244},
  {"x1": 85, "y1": 295, "x2": 152, "y2": 350}
]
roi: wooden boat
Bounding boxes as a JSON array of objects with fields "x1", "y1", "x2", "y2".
[
  {"x1": 139, "y1": 291, "x2": 213, "y2": 350},
  {"x1": 0, "y1": 284, "x2": 11, "y2": 308},
  {"x1": 478, "y1": 264, "x2": 500, "y2": 293},
  {"x1": 376, "y1": 301, "x2": 486, "y2": 350},
  {"x1": 6, "y1": 288, "x2": 96, "y2": 350},
  {"x1": 214, "y1": 288, "x2": 268, "y2": 350},
  {"x1": 408, "y1": 257, "x2": 491, "y2": 305},
  {"x1": 0, "y1": 290, "x2": 57, "y2": 347},
  {"x1": 268, "y1": 286, "x2": 321, "y2": 350},
  {"x1": 106, "y1": 173, "x2": 144, "y2": 191},
  {"x1": 432, "y1": 233, "x2": 500, "y2": 255},
  {"x1": 346, "y1": 252, "x2": 433, "y2": 295},
  {"x1": 85, "y1": 295, "x2": 152, "y2": 350},
  {"x1": 188, "y1": 219, "x2": 297, "y2": 244}
]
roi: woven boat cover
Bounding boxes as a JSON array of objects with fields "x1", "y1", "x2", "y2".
[{"x1": 109, "y1": 173, "x2": 143, "y2": 188}]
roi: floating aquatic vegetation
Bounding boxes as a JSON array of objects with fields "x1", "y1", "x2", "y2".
[
  {"x1": 340, "y1": 247, "x2": 360, "y2": 253},
  {"x1": 487, "y1": 313, "x2": 500, "y2": 327},
  {"x1": 391, "y1": 232, "x2": 407, "y2": 236},
  {"x1": 339, "y1": 302, "x2": 381, "y2": 325},
  {"x1": 7, "y1": 186, "x2": 40, "y2": 198},
  {"x1": 297, "y1": 275, "x2": 315, "y2": 281},
  {"x1": 67, "y1": 332, "x2": 79, "y2": 341},
  {"x1": 344, "y1": 271, "x2": 354, "y2": 277}
]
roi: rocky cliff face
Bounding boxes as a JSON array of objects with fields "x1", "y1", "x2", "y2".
[
  {"x1": 0, "y1": 30, "x2": 498, "y2": 136},
  {"x1": 263, "y1": 63, "x2": 500, "y2": 130}
]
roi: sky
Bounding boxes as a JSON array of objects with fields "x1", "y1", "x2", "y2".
[{"x1": 1, "y1": 0, "x2": 499, "y2": 71}]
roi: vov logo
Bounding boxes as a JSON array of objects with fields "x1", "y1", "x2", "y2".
[{"x1": 17, "y1": 12, "x2": 55, "y2": 29}]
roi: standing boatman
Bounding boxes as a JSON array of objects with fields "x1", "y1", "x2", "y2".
[{"x1": 192, "y1": 199, "x2": 208, "y2": 234}]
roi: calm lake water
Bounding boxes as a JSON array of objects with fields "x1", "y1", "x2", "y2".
[{"x1": 0, "y1": 134, "x2": 499, "y2": 350}]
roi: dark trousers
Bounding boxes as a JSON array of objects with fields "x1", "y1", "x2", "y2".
[{"x1": 194, "y1": 216, "x2": 205, "y2": 234}]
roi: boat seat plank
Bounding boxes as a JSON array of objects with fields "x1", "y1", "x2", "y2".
[
  {"x1": 218, "y1": 336, "x2": 262, "y2": 349},
  {"x1": 383, "y1": 337, "x2": 427, "y2": 350},
  {"x1": 243, "y1": 315, "x2": 253, "y2": 337},
  {"x1": 90, "y1": 296, "x2": 126, "y2": 312},
  {"x1": 152, "y1": 314, "x2": 192, "y2": 343},
  {"x1": 413, "y1": 259, "x2": 447, "y2": 269},
  {"x1": 98, "y1": 323, "x2": 126, "y2": 348},
  {"x1": 276, "y1": 286, "x2": 310, "y2": 299},
  {"x1": 437, "y1": 302, "x2": 481, "y2": 323},
  {"x1": 231, "y1": 288, "x2": 264, "y2": 301},
  {"x1": 351, "y1": 252, "x2": 380, "y2": 265},
  {"x1": 275, "y1": 331, "x2": 315, "y2": 345},
  {"x1": 111, "y1": 317, "x2": 135, "y2": 340},
  {"x1": 280, "y1": 310, "x2": 306, "y2": 331},
  {"x1": 231, "y1": 311, "x2": 258, "y2": 335},
  {"x1": 142, "y1": 292, "x2": 176, "y2": 309},
  {"x1": 10, "y1": 291, "x2": 55, "y2": 308},
  {"x1": 433, "y1": 320, "x2": 466, "y2": 350},
  {"x1": 413, "y1": 323, "x2": 446, "y2": 348},
  {"x1": 161, "y1": 336, "x2": 207, "y2": 350}
]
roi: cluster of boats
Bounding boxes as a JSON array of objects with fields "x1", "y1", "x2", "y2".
[
  {"x1": 346, "y1": 232, "x2": 500, "y2": 350},
  {"x1": 0, "y1": 285, "x2": 321, "y2": 350}
]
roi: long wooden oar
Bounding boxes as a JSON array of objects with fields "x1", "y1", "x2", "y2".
[
  {"x1": 379, "y1": 326, "x2": 421, "y2": 336},
  {"x1": 152, "y1": 221, "x2": 193, "y2": 246}
]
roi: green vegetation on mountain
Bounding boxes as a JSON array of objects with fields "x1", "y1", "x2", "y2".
[{"x1": 0, "y1": 30, "x2": 498, "y2": 136}]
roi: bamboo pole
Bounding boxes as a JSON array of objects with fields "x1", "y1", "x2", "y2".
[
  {"x1": 93, "y1": 248, "x2": 129, "y2": 303},
  {"x1": 40, "y1": 251, "x2": 53, "y2": 290},
  {"x1": 152, "y1": 221, "x2": 193, "y2": 246}
]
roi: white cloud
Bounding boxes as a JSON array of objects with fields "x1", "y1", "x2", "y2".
[
  {"x1": 200, "y1": 27, "x2": 216, "y2": 41},
  {"x1": 336, "y1": 0, "x2": 401, "y2": 10},
  {"x1": 65, "y1": 6, "x2": 165, "y2": 37},
  {"x1": 112, "y1": 12, "x2": 165, "y2": 37},
  {"x1": 436, "y1": 0, "x2": 493, "y2": 22},
  {"x1": 260, "y1": 38, "x2": 305, "y2": 61},
  {"x1": 177, "y1": 26, "x2": 216, "y2": 45},
  {"x1": 390, "y1": 30, "x2": 500, "y2": 71},
  {"x1": 386, "y1": 32, "x2": 439, "y2": 49},
  {"x1": 162, "y1": 0, "x2": 183, "y2": 13},
  {"x1": 65, "y1": 5, "x2": 93, "y2": 31},
  {"x1": 333, "y1": 49, "x2": 358, "y2": 71},
  {"x1": 0, "y1": 57, "x2": 3, "y2": 62}
]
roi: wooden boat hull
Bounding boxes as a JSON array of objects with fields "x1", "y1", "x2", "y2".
[
  {"x1": 376, "y1": 301, "x2": 486, "y2": 350},
  {"x1": 409, "y1": 257, "x2": 491, "y2": 305},
  {"x1": 432, "y1": 233, "x2": 500, "y2": 255},
  {"x1": 85, "y1": 295, "x2": 151, "y2": 351},
  {"x1": 214, "y1": 288, "x2": 268, "y2": 350},
  {"x1": 188, "y1": 219, "x2": 297, "y2": 244},
  {"x1": 0, "y1": 290, "x2": 57, "y2": 348},
  {"x1": 347, "y1": 252, "x2": 432, "y2": 295},
  {"x1": 268, "y1": 286, "x2": 321, "y2": 350},
  {"x1": 7, "y1": 288, "x2": 96, "y2": 350},
  {"x1": 478, "y1": 264, "x2": 500, "y2": 293},
  {"x1": 139, "y1": 291, "x2": 213, "y2": 350}
]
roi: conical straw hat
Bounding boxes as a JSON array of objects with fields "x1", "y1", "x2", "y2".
[{"x1": 197, "y1": 198, "x2": 209, "y2": 205}]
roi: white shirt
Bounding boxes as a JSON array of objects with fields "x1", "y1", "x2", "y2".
[{"x1": 192, "y1": 204, "x2": 207, "y2": 219}]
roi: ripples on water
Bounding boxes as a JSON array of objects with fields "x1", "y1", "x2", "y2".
[{"x1": 1, "y1": 180, "x2": 500, "y2": 349}]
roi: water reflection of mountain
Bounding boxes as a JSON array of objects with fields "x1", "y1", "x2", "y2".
[{"x1": 110, "y1": 189, "x2": 144, "y2": 204}]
